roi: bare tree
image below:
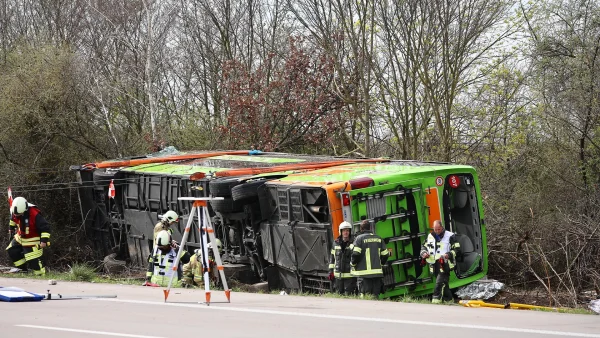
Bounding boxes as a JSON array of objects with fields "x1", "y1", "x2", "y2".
[
  {"x1": 410, "y1": 0, "x2": 514, "y2": 161},
  {"x1": 526, "y1": 0, "x2": 600, "y2": 189},
  {"x1": 288, "y1": 0, "x2": 378, "y2": 157}
]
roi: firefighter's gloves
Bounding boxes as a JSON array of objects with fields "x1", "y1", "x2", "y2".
[
  {"x1": 421, "y1": 252, "x2": 430, "y2": 259},
  {"x1": 328, "y1": 272, "x2": 335, "y2": 281}
]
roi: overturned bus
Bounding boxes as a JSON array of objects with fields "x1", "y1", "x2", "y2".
[{"x1": 71, "y1": 150, "x2": 487, "y2": 298}]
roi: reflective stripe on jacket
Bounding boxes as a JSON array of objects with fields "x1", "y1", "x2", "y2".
[
  {"x1": 328, "y1": 236, "x2": 355, "y2": 278},
  {"x1": 150, "y1": 248, "x2": 181, "y2": 287},
  {"x1": 350, "y1": 232, "x2": 389, "y2": 277},
  {"x1": 11, "y1": 205, "x2": 51, "y2": 247},
  {"x1": 420, "y1": 230, "x2": 461, "y2": 274}
]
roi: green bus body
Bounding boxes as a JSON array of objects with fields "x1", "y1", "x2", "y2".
[
  {"x1": 74, "y1": 152, "x2": 487, "y2": 298},
  {"x1": 268, "y1": 162, "x2": 488, "y2": 297}
]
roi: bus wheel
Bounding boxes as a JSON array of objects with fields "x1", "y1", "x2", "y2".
[
  {"x1": 209, "y1": 198, "x2": 244, "y2": 213},
  {"x1": 231, "y1": 179, "x2": 268, "y2": 201},
  {"x1": 209, "y1": 177, "x2": 244, "y2": 197}
]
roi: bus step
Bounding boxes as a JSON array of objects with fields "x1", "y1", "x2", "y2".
[
  {"x1": 355, "y1": 187, "x2": 421, "y2": 201},
  {"x1": 387, "y1": 232, "x2": 427, "y2": 242},
  {"x1": 388, "y1": 257, "x2": 421, "y2": 265},
  {"x1": 352, "y1": 210, "x2": 416, "y2": 226},
  {"x1": 389, "y1": 277, "x2": 432, "y2": 289}
]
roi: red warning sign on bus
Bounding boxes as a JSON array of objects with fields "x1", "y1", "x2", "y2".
[{"x1": 448, "y1": 175, "x2": 460, "y2": 188}]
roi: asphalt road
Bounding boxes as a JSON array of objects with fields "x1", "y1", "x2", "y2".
[{"x1": 1, "y1": 277, "x2": 598, "y2": 338}]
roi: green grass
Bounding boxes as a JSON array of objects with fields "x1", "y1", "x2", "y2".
[
  {"x1": 531, "y1": 306, "x2": 595, "y2": 315},
  {"x1": 394, "y1": 294, "x2": 434, "y2": 304},
  {"x1": 1, "y1": 265, "x2": 144, "y2": 285},
  {"x1": 69, "y1": 263, "x2": 96, "y2": 282}
]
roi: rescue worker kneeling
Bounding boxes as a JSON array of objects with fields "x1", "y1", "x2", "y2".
[
  {"x1": 145, "y1": 230, "x2": 189, "y2": 287},
  {"x1": 181, "y1": 239, "x2": 222, "y2": 288},
  {"x1": 6, "y1": 197, "x2": 51, "y2": 276},
  {"x1": 420, "y1": 220, "x2": 461, "y2": 303}
]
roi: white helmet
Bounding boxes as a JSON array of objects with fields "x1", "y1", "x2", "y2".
[
  {"x1": 339, "y1": 221, "x2": 352, "y2": 231},
  {"x1": 11, "y1": 197, "x2": 28, "y2": 215},
  {"x1": 156, "y1": 230, "x2": 172, "y2": 247},
  {"x1": 161, "y1": 210, "x2": 179, "y2": 223}
]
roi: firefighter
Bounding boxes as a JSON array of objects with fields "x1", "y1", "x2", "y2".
[
  {"x1": 328, "y1": 221, "x2": 357, "y2": 295},
  {"x1": 153, "y1": 210, "x2": 180, "y2": 248},
  {"x1": 351, "y1": 220, "x2": 389, "y2": 298},
  {"x1": 146, "y1": 210, "x2": 180, "y2": 281},
  {"x1": 145, "y1": 230, "x2": 185, "y2": 287},
  {"x1": 5, "y1": 197, "x2": 50, "y2": 275},
  {"x1": 181, "y1": 239, "x2": 222, "y2": 288},
  {"x1": 420, "y1": 219, "x2": 461, "y2": 303}
]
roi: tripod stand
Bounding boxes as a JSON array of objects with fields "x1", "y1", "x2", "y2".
[{"x1": 163, "y1": 197, "x2": 231, "y2": 305}]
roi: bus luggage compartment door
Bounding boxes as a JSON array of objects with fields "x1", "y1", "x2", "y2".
[{"x1": 293, "y1": 226, "x2": 329, "y2": 273}]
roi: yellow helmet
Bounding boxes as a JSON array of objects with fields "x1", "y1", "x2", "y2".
[
  {"x1": 161, "y1": 210, "x2": 179, "y2": 223},
  {"x1": 207, "y1": 238, "x2": 223, "y2": 251}
]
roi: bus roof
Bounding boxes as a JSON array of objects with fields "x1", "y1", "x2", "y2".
[
  {"x1": 267, "y1": 162, "x2": 475, "y2": 187},
  {"x1": 87, "y1": 150, "x2": 472, "y2": 182},
  {"x1": 118, "y1": 153, "x2": 327, "y2": 175}
]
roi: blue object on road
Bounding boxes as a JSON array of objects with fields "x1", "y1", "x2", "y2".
[
  {"x1": 0, "y1": 287, "x2": 44, "y2": 302},
  {"x1": 248, "y1": 150, "x2": 263, "y2": 155}
]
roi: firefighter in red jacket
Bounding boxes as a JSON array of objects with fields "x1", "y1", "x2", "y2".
[{"x1": 6, "y1": 197, "x2": 51, "y2": 275}]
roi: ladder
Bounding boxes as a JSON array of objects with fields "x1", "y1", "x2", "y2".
[{"x1": 163, "y1": 197, "x2": 231, "y2": 305}]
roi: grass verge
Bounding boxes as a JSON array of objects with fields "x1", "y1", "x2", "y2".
[{"x1": 0, "y1": 265, "x2": 143, "y2": 286}]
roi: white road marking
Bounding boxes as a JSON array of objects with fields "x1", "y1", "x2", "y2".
[
  {"x1": 16, "y1": 324, "x2": 165, "y2": 338},
  {"x1": 96, "y1": 298, "x2": 600, "y2": 338}
]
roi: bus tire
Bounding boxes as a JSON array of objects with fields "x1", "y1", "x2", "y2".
[
  {"x1": 231, "y1": 179, "x2": 268, "y2": 201},
  {"x1": 209, "y1": 177, "x2": 244, "y2": 197},
  {"x1": 210, "y1": 198, "x2": 244, "y2": 213}
]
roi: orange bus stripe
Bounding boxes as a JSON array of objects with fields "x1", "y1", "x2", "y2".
[
  {"x1": 94, "y1": 150, "x2": 251, "y2": 169},
  {"x1": 425, "y1": 187, "x2": 441, "y2": 228}
]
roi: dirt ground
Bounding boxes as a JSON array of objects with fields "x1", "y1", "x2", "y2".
[{"x1": 485, "y1": 285, "x2": 598, "y2": 309}]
